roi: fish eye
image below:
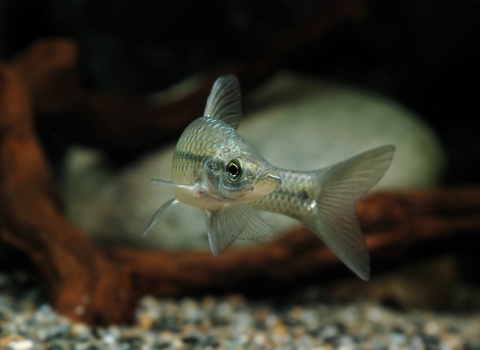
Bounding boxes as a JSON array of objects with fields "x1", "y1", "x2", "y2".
[{"x1": 226, "y1": 159, "x2": 242, "y2": 181}]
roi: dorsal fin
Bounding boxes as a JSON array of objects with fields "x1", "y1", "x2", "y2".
[{"x1": 204, "y1": 75, "x2": 242, "y2": 130}]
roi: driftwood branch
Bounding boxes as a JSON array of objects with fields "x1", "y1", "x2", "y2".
[
  {"x1": 106, "y1": 188, "x2": 480, "y2": 298},
  {"x1": 0, "y1": 63, "x2": 138, "y2": 323}
]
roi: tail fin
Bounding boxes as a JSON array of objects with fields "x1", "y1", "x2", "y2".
[{"x1": 303, "y1": 145, "x2": 395, "y2": 280}]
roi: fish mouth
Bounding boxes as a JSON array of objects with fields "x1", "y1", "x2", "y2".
[{"x1": 254, "y1": 170, "x2": 282, "y2": 194}]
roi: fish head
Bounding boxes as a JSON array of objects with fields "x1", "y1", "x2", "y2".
[{"x1": 202, "y1": 145, "x2": 282, "y2": 203}]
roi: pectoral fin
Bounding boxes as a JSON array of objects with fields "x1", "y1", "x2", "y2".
[
  {"x1": 203, "y1": 203, "x2": 270, "y2": 257},
  {"x1": 142, "y1": 198, "x2": 178, "y2": 238},
  {"x1": 150, "y1": 178, "x2": 195, "y2": 190}
]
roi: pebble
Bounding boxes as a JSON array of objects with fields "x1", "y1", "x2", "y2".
[
  {"x1": 1, "y1": 272, "x2": 480, "y2": 349},
  {"x1": 4, "y1": 340, "x2": 35, "y2": 350}
]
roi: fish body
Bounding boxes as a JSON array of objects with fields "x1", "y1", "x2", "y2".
[
  {"x1": 171, "y1": 117, "x2": 281, "y2": 210},
  {"x1": 144, "y1": 75, "x2": 395, "y2": 280}
]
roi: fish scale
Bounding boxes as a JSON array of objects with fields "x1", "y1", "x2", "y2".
[
  {"x1": 249, "y1": 169, "x2": 320, "y2": 220},
  {"x1": 172, "y1": 117, "x2": 259, "y2": 186},
  {"x1": 172, "y1": 118, "x2": 222, "y2": 184}
]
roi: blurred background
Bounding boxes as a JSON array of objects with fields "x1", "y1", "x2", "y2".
[{"x1": 1, "y1": 0, "x2": 480, "y2": 347}]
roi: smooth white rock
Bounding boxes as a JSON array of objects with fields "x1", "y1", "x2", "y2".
[{"x1": 62, "y1": 71, "x2": 445, "y2": 250}]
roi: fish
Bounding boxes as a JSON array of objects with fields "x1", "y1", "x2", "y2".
[{"x1": 144, "y1": 75, "x2": 395, "y2": 281}]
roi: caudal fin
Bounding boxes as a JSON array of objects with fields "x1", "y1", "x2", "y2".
[{"x1": 303, "y1": 145, "x2": 395, "y2": 281}]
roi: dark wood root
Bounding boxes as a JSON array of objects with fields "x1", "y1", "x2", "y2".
[
  {"x1": 0, "y1": 64, "x2": 138, "y2": 324},
  {"x1": 106, "y1": 188, "x2": 480, "y2": 298}
]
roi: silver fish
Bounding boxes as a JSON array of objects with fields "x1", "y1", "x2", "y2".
[{"x1": 144, "y1": 75, "x2": 395, "y2": 280}]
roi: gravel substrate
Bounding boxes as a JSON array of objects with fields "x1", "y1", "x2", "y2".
[{"x1": 1, "y1": 272, "x2": 480, "y2": 349}]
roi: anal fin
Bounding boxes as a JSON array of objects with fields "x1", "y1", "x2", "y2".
[{"x1": 203, "y1": 203, "x2": 270, "y2": 257}]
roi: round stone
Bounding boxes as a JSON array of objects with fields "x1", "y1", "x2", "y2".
[{"x1": 63, "y1": 71, "x2": 445, "y2": 250}]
